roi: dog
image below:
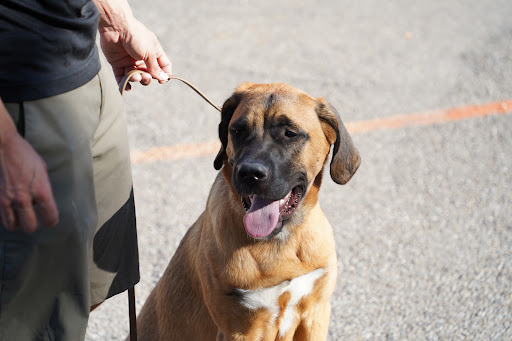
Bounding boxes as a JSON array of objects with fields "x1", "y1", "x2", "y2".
[{"x1": 136, "y1": 82, "x2": 360, "y2": 340}]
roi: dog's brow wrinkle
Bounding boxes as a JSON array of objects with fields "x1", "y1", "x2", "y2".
[{"x1": 265, "y1": 93, "x2": 277, "y2": 111}]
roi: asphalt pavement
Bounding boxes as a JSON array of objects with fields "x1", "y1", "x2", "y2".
[{"x1": 86, "y1": 0, "x2": 512, "y2": 340}]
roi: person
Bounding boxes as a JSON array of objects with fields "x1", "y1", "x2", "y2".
[{"x1": 0, "y1": 0, "x2": 172, "y2": 339}]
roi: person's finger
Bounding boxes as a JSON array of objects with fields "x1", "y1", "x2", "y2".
[
  {"x1": 115, "y1": 66, "x2": 138, "y2": 81},
  {"x1": 128, "y1": 61, "x2": 149, "y2": 85},
  {"x1": 144, "y1": 53, "x2": 168, "y2": 83},
  {"x1": 35, "y1": 201, "x2": 59, "y2": 228},
  {"x1": 0, "y1": 203, "x2": 16, "y2": 231},
  {"x1": 16, "y1": 205, "x2": 39, "y2": 233},
  {"x1": 12, "y1": 193, "x2": 38, "y2": 233},
  {"x1": 127, "y1": 71, "x2": 143, "y2": 83},
  {"x1": 138, "y1": 71, "x2": 152, "y2": 86},
  {"x1": 144, "y1": 35, "x2": 171, "y2": 83},
  {"x1": 33, "y1": 181, "x2": 59, "y2": 228},
  {"x1": 111, "y1": 56, "x2": 140, "y2": 83},
  {"x1": 157, "y1": 53, "x2": 173, "y2": 80}
]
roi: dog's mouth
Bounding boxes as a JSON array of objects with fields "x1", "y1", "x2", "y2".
[{"x1": 240, "y1": 185, "x2": 304, "y2": 239}]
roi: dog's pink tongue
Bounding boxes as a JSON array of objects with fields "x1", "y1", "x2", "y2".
[{"x1": 243, "y1": 196, "x2": 280, "y2": 238}]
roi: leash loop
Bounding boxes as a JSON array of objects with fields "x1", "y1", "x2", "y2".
[{"x1": 119, "y1": 69, "x2": 222, "y2": 112}]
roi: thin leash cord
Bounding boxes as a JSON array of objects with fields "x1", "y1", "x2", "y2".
[
  {"x1": 119, "y1": 69, "x2": 221, "y2": 341},
  {"x1": 128, "y1": 287, "x2": 137, "y2": 341},
  {"x1": 119, "y1": 69, "x2": 222, "y2": 112}
]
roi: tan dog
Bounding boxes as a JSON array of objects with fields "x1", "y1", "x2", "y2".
[{"x1": 136, "y1": 82, "x2": 360, "y2": 340}]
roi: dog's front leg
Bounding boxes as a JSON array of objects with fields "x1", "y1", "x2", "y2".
[{"x1": 293, "y1": 302, "x2": 331, "y2": 341}]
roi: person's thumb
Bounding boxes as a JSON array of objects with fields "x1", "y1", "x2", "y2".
[{"x1": 145, "y1": 55, "x2": 169, "y2": 83}]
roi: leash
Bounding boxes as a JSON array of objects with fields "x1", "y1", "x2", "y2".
[
  {"x1": 119, "y1": 69, "x2": 221, "y2": 341},
  {"x1": 119, "y1": 69, "x2": 222, "y2": 112},
  {"x1": 128, "y1": 287, "x2": 137, "y2": 341}
]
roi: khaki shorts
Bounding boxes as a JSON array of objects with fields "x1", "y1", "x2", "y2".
[{"x1": 0, "y1": 53, "x2": 139, "y2": 340}]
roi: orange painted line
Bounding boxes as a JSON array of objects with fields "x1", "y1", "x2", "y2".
[
  {"x1": 131, "y1": 99, "x2": 512, "y2": 164},
  {"x1": 345, "y1": 99, "x2": 512, "y2": 134},
  {"x1": 130, "y1": 140, "x2": 221, "y2": 164}
]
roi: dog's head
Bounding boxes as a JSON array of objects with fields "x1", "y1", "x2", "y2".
[{"x1": 214, "y1": 82, "x2": 360, "y2": 240}]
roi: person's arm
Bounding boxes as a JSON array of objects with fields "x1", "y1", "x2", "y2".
[
  {"x1": 0, "y1": 99, "x2": 58, "y2": 233},
  {"x1": 93, "y1": 0, "x2": 173, "y2": 90}
]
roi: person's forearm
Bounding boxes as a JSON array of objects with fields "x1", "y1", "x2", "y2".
[
  {"x1": 92, "y1": 0, "x2": 135, "y2": 33},
  {"x1": 0, "y1": 99, "x2": 17, "y2": 149}
]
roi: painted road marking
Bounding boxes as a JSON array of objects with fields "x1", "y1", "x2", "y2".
[
  {"x1": 131, "y1": 99, "x2": 512, "y2": 164},
  {"x1": 131, "y1": 140, "x2": 220, "y2": 164},
  {"x1": 345, "y1": 99, "x2": 512, "y2": 133}
]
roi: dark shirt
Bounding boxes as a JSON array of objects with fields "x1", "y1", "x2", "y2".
[{"x1": 0, "y1": 0, "x2": 101, "y2": 102}]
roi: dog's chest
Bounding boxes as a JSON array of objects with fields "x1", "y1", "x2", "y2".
[{"x1": 234, "y1": 268, "x2": 325, "y2": 337}]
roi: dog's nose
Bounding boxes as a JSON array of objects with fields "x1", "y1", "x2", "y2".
[{"x1": 237, "y1": 161, "x2": 269, "y2": 182}]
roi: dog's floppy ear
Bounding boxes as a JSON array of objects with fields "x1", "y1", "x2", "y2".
[
  {"x1": 214, "y1": 83, "x2": 255, "y2": 170},
  {"x1": 315, "y1": 98, "x2": 361, "y2": 184},
  {"x1": 214, "y1": 94, "x2": 239, "y2": 170}
]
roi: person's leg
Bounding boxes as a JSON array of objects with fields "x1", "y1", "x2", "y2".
[
  {"x1": 88, "y1": 52, "x2": 139, "y2": 307},
  {"x1": 0, "y1": 77, "x2": 101, "y2": 340}
]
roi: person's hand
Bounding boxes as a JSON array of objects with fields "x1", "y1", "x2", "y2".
[
  {"x1": 95, "y1": 0, "x2": 172, "y2": 91},
  {"x1": 0, "y1": 104, "x2": 59, "y2": 233}
]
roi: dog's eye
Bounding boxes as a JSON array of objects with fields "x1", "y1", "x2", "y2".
[
  {"x1": 230, "y1": 125, "x2": 249, "y2": 141},
  {"x1": 285, "y1": 130, "x2": 298, "y2": 138},
  {"x1": 230, "y1": 127, "x2": 243, "y2": 135}
]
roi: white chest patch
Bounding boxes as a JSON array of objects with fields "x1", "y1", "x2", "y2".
[{"x1": 235, "y1": 268, "x2": 325, "y2": 337}]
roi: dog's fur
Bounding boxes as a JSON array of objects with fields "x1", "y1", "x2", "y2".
[{"x1": 136, "y1": 82, "x2": 360, "y2": 340}]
